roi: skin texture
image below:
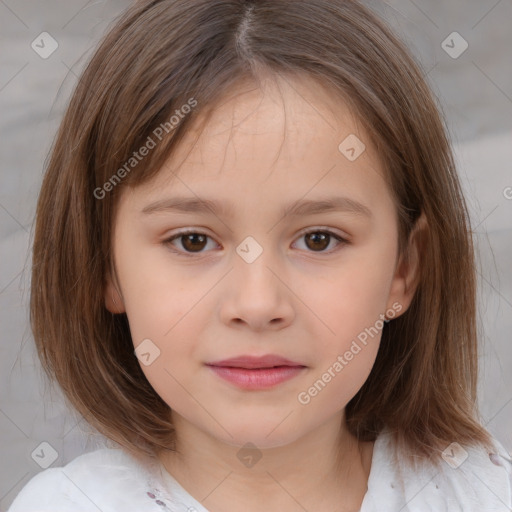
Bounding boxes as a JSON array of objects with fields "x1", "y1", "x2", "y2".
[{"x1": 105, "y1": 74, "x2": 422, "y2": 511}]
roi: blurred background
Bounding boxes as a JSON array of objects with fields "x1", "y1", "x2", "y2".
[{"x1": 1, "y1": 0, "x2": 511, "y2": 509}]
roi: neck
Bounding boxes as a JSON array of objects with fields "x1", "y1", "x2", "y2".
[{"x1": 157, "y1": 412, "x2": 374, "y2": 512}]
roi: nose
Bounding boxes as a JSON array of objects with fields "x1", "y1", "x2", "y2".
[{"x1": 219, "y1": 251, "x2": 295, "y2": 332}]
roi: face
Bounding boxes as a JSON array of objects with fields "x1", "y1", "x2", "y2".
[{"x1": 106, "y1": 73, "x2": 417, "y2": 451}]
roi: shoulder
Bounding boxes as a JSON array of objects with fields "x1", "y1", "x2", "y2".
[
  {"x1": 8, "y1": 447, "x2": 164, "y2": 512},
  {"x1": 364, "y1": 430, "x2": 512, "y2": 511},
  {"x1": 444, "y1": 437, "x2": 512, "y2": 510}
]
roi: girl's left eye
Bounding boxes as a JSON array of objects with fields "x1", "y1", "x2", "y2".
[{"x1": 162, "y1": 228, "x2": 348, "y2": 256}]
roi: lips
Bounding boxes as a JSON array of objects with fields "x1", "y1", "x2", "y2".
[
  {"x1": 206, "y1": 354, "x2": 305, "y2": 369},
  {"x1": 205, "y1": 355, "x2": 307, "y2": 390}
]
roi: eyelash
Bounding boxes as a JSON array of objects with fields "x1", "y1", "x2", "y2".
[{"x1": 162, "y1": 228, "x2": 349, "y2": 257}]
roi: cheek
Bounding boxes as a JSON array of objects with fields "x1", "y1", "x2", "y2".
[
  {"x1": 302, "y1": 250, "x2": 395, "y2": 357},
  {"x1": 295, "y1": 264, "x2": 389, "y2": 412},
  {"x1": 113, "y1": 235, "x2": 224, "y2": 397},
  {"x1": 123, "y1": 283, "x2": 207, "y2": 416},
  {"x1": 115, "y1": 240, "x2": 205, "y2": 342},
  {"x1": 296, "y1": 343, "x2": 379, "y2": 419}
]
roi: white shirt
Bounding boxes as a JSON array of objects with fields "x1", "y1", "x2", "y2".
[{"x1": 8, "y1": 430, "x2": 512, "y2": 511}]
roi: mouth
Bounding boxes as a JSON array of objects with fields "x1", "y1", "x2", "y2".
[{"x1": 205, "y1": 355, "x2": 307, "y2": 390}]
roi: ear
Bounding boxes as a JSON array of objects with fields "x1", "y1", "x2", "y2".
[
  {"x1": 386, "y1": 212, "x2": 427, "y2": 317},
  {"x1": 104, "y1": 266, "x2": 126, "y2": 314}
]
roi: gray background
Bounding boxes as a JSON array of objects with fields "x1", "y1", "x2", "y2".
[{"x1": 1, "y1": 0, "x2": 511, "y2": 509}]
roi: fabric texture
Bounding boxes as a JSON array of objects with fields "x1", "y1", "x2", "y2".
[{"x1": 8, "y1": 430, "x2": 512, "y2": 511}]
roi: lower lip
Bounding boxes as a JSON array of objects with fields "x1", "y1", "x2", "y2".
[{"x1": 207, "y1": 365, "x2": 306, "y2": 390}]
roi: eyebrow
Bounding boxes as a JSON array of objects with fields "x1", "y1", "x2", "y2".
[{"x1": 141, "y1": 195, "x2": 372, "y2": 219}]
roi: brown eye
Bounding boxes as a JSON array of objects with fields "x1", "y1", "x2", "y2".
[
  {"x1": 304, "y1": 232, "x2": 330, "y2": 251},
  {"x1": 180, "y1": 233, "x2": 208, "y2": 252},
  {"x1": 295, "y1": 230, "x2": 347, "y2": 253},
  {"x1": 164, "y1": 231, "x2": 218, "y2": 255}
]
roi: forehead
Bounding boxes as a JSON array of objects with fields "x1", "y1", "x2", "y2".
[
  {"x1": 122, "y1": 72, "x2": 391, "y2": 216},
  {"x1": 184, "y1": 74, "x2": 364, "y2": 162}
]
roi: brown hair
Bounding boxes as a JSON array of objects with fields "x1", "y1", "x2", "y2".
[{"x1": 30, "y1": 0, "x2": 494, "y2": 468}]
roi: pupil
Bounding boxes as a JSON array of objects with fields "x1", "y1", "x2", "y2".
[
  {"x1": 183, "y1": 234, "x2": 206, "y2": 251},
  {"x1": 307, "y1": 232, "x2": 329, "y2": 251}
]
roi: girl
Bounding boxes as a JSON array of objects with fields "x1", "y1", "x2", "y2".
[{"x1": 9, "y1": 0, "x2": 512, "y2": 510}]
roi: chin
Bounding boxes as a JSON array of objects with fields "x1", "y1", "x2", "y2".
[{"x1": 211, "y1": 422, "x2": 304, "y2": 450}]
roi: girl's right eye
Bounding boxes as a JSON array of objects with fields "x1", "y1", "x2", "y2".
[{"x1": 164, "y1": 230, "x2": 220, "y2": 256}]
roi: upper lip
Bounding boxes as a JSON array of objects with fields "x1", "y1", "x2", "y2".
[{"x1": 206, "y1": 355, "x2": 305, "y2": 369}]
